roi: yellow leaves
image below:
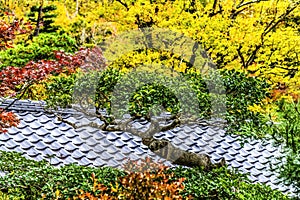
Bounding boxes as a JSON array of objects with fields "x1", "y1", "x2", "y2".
[
  {"x1": 110, "y1": 182, "x2": 120, "y2": 193},
  {"x1": 20, "y1": 83, "x2": 47, "y2": 100},
  {"x1": 111, "y1": 49, "x2": 190, "y2": 74},
  {"x1": 248, "y1": 101, "x2": 278, "y2": 120},
  {"x1": 10, "y1": 0, "x2": 297, "y2": 100},
  {"x1": 280, "y1": 94, "x2": 295, "y2": 103},
  {"x1": 52, "y1": 2, "x2": 71, "y2": 26},
  {"x1": 54, "y1": 189, "x2": 61, "y2": 200},
  {"x1": 248, "y1": 103, "x2": 266, "y2": 114}
]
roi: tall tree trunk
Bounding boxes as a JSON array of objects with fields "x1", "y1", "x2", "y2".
[{"x1": 34, "y1": 0, "x2": 43, "y2": 36}]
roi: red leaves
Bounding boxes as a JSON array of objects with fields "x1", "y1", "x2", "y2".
[
  {"x1": 0, "y1": 47, "x2": 107, "y2": 97},
  {"x1": 0, "y1": 49, "x2": 89, "y2": 97},
  {"x1": 0, "y1": 109, "x2": 19, "y2": 133},
  {"x1": 80, "y1": 46, "x2": 107, "y2": 71},
  {"x1": 0, "y1": 47, "x2": 106, "y2": 133},
  {"x1": 0, "y1": 13, "x2": 32, "y2": 50}
]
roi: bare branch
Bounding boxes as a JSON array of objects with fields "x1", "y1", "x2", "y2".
[
  {"x1": 33, "y1": 0, "x2": 44, "y2": 37},
  {"x1": 245, "y1": 44, "x2": 262, "y2": 68},
  {"x1": 115, "y1": 0, "x2": 129, "y2": 11},
  {"x1": 230, "y1": 7, "x2": 248, "y2": 19},
  {"x1": 263, "y1": 1, "x2": 300, "y2": 37},
  {"x1": 50, "y1": 99, "x2": 227, "y2": 169},
  {"x1": 72, "y1": 102, "x2": 115, "y2": 130},
  {"x1": 55, "y1": 108, "x2": 227, "y2": 169},
  {"x1": 2, "y1": 80, "x2": 35, "y2": 112},
  {"x1": 212, "y1": 0, "x2": 218, "y2": 11},
  {"x1": 209, "y1": 4, "x2": 224, "y2": 17},
  {"x1": 236, "y1": 0, "x2": 267, "y2": 9},
  {"x1": 241, "y1": 1, "x2": 300, "y2": 69}
]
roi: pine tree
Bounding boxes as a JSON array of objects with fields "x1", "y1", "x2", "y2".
[{"x1": 27, "y1": 2, "x2": 58, "y2": 37}]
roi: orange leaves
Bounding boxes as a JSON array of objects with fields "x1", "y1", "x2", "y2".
[
  {"x1": 116, "y1": 157, "x2": 188, "y2": 199},
  {"x1": 0, "y1": 109, "x2": 20, "y2": 133},
  {"x1": 72, "y1": 157, "x2": 191, "y2": 200},
  {"x1": 269, "y1": 82, "x2": 300, "y2": 103}
]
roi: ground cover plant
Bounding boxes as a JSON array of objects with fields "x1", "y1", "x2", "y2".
[{"x1": 0, "y1": 152, "x2": 291, "y2": 200}]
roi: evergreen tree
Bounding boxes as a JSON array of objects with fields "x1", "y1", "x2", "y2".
[{"x1": 27, "y1": 2, "x2": 59, "y2": 37}]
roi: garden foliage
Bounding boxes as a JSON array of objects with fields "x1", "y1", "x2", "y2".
[
  {"x1": 44, "y1": 65, "x2": 271, "y2": 135},
  {"x1": 27, "y1": 4, "x2": 59, "y2": 35},
  {"x1": 0, "y1": 33, "x2": 78, "y2": 69},
  {"x1": 0, "y1": 152, "x2": 290, "y2": 200},
  {"x1": 43, "y1": 0, "x2": 300, "y2": 96}
]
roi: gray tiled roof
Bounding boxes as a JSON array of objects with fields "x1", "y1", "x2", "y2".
[{"x1": 0, "y1": 99, "x2": 297, "y2": 196}]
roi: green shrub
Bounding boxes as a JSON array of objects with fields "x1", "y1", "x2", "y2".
[
  {"x1": 0, "y1": 33, "x2": 78, "y2": 69},
  {"x1": 0, "y1": 151, "x2": 48, "y2": 173},
  {"x1": 277, "y1": 152, "x2": 300, "y2": 199},
  {"x1": 259, "y1": 99, "x2": 300, "y2": 198},
  {"x1": 168, "y1": 166, "x2": 290, "y2": 199},
  {"x1": 44, "y1": 73, "x2": 77, "y2": 108},
  {"x1": 45, "y1": 67, "x2": 271, "y2": 136},
  {"x1": 73, "y1": 157, "x2": 290, "y2": 200},
  {"x1": 0, "y1": 151, "x2": 125, "y2": 200},
  {"x1": 0, "y1": 152, "x2": 290, "y2": 199},
  {"x1": 220, "y1": 69, "x2": 271, "y2": 136}
]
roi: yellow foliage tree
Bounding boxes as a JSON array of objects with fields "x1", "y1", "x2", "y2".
[{"x1": 48, "y1": 0, "x2": 299, "y2": 95}]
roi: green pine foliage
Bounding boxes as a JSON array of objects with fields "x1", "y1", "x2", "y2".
[
  {"x1": 0, "y1": 33, "x2": 78, "y2": 69},
  {"x1": 27, "y1": 4, "x2": 59, "y2": 35}
]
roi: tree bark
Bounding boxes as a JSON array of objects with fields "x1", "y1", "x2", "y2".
[
  {"x1": 54, "y1": 106, "x2": 227, "y2": 170},
  {"x1": 34, "y1": 1, "x2": 43, "y2": 37}
]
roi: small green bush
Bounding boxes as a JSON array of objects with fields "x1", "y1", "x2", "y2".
[
  {"x1": 260, "y1": 99, "x2": 300, "y2": 198},
  {"x1": 220, "y1": 69, "x2": 271, "y2": 136},
  {"x1": 0, "y1": 151, "x2": 125, "y2": 200},
  {"x1": 168, "y1": 166, "x2": 290, "y2": 199},
  {"x1": 0, "y1": 33, "x2": 78, "y2": 69}
]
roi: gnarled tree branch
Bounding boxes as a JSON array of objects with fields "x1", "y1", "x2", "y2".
[{"x1": 51, "y1": 102, "x2": 226, "y2": 170}]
